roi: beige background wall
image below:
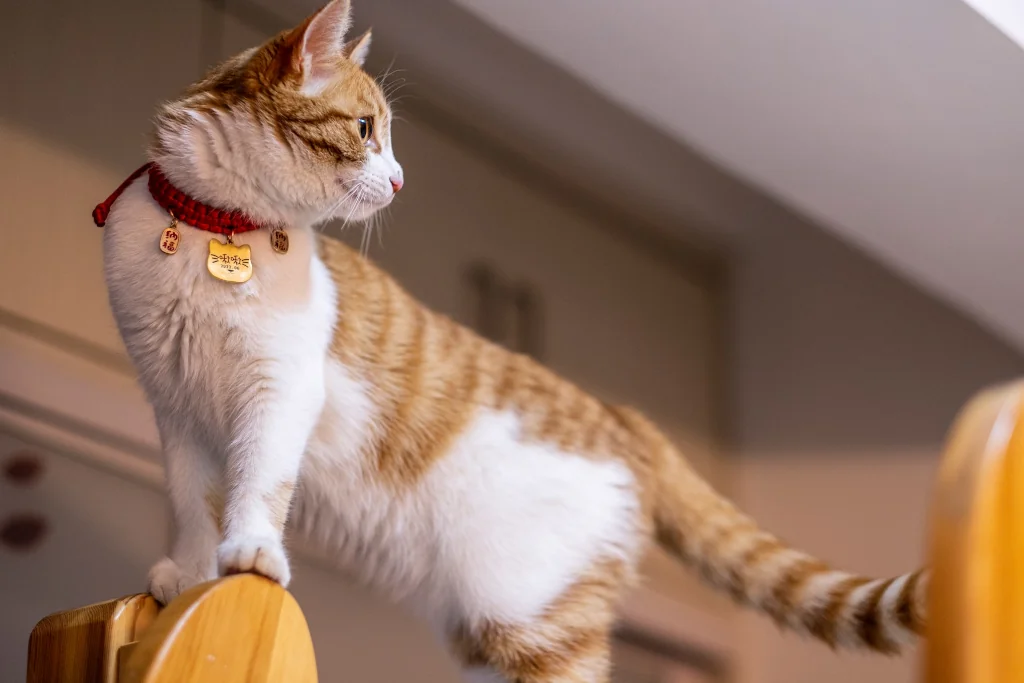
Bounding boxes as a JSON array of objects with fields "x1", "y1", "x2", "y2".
[
  {"x1": 4, "y1": 0, "x2": 1024, "y2": 682},
  {"x1": 728, "y1": 202, "x2": 1024, "y2": 683}
]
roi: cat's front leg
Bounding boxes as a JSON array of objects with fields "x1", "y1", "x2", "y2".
[
  {"x1": 216, "y1": 367, "x2": 325, "y2": 586},
  {"x1": 149, "y1": 430, "x2": 221, "y2": 605}
]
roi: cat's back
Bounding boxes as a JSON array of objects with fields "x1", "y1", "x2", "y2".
[{"x1": 312, "y1": 232, "x2": 653, "y2": 481}]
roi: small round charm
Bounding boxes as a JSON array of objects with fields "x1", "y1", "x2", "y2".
[
  {"x1": 270, "y1": 228, "x2": 289, "y2": 254},
  {"x1": 159, "y1": 226, "x2": 181, "y2": 254}
]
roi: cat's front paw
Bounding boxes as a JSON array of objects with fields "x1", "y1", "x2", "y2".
[
  {"x1": 217, "y1": 536, "x2": 291, "y2": 586},
  {"x1": 148, "y1": 556, "x2": 203, "y2": 605}
]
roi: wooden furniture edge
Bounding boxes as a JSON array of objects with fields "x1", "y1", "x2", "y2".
[
  {"x1": 119, "y1": 574, "x2": 317, "y2": 683},
  {"x1": 923, "y1": 379, "x2": 1024, "y2": 682},
  {"x1": 27, "y1": 593, "x2": 158, "y2": 683}
]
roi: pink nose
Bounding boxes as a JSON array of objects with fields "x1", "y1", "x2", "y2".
[{"x1": 390, "y1": 176, "x2": 404, "y2": 193}]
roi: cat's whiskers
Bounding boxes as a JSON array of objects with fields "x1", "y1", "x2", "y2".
[
  {"x1": 314, "y1": 183, "x2": 361, "y2": 232},
  {"x1": 376, "y1": 56, "x2": 398, "y2": 80},
  {"x1": 339, "y1": 184, "x2": 366, "y2": 231},
  {"x1": 373, "y1": 204, "x2": 390, "y2": 250},
  {"x1": 359, "y1": 194, "x2": 372, "y2": 254},
  {"x1": 376, "y1": 61, "x2": 412, "y2": 114},
  {"x1": 323, "y1": 187, "x2": 355, "y2": 221},
  {"x1": 351, "y1": 185, "x2": 382, "y2": 258},
  {"x1": 375, "y1": 60, "x2": 405, "y2": 90},
  {"x1": 362, "y1": 199, "x2": 386, "y2": 256},
  {"x1": 381, "y1": 79, "x2": 408, "y2": 100},
  {"x1": 359, "y1": 223, "x2": 371, "y2": 257}
]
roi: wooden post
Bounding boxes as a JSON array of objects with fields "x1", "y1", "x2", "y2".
[
  {"x1": 26, "y1": 575, "x2": 317, "y2": 683},
  {"x1": 924, "y1": 380, "x2": 1024, "y2": 682},
  {"x1": 27, "y1": 594, "x2": 157, "y2": 683}
]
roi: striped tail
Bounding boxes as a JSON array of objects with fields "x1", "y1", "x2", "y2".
[{"x1": 624, "y1": 409, "x2": 927, "y2": 653}]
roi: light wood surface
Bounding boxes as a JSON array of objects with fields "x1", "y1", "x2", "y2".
[
  {"x1": 119, "y1": 574, "x2": 317, "y2": 683},
  {"x1": 27, "y1": 593, "x2": 157, "y2": 683},
  {"x1": 923, "y1": 379, "x2": 1024, "y2": 683},
  {"x1": 27, "y1": 575, "x2": 316, "y2": 682}
]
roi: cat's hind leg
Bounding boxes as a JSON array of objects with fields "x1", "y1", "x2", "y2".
[
  {"x1": 454, "y1": 622, "x2": 612, "y2": 683},
  {"x1": 450, "y1": 560, "x2": 623, "y2": 683}
]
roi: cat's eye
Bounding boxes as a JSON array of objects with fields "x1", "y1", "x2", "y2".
[{"x1": 357, "y1": 117, "x2": 373, "y2": 143}]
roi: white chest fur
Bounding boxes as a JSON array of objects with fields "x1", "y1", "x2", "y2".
[{"x1": 102, "y1": 178, "x2": 336, "y2": 447}]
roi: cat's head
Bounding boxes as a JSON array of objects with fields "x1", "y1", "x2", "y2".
[{"x1": 151, "y1": 0, "x2": 401, "y2": 228}]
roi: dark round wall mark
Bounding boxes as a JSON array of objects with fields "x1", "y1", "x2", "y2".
[
  {"x1": 3, "y1": 451, "x2": 45, "y2": 486},
  {"x1": 1, "y1": 514, "x2": 48, "y2": 551}
]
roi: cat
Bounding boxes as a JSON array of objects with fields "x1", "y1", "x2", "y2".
[{"x1": 97, "y1": 1, "x2": 927, "y2": 680}]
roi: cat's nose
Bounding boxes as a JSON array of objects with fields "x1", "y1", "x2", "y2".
[{"x1": 390, "y1": 176, "x2": 404, "y2": 193}]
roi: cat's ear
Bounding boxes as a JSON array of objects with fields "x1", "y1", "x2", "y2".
[
  {"x1": 292, "y1": 0, "x2": 353, "y2": 94},
  {"x1": 342, "y1": 29, "x2": 372, "y2": 67}
]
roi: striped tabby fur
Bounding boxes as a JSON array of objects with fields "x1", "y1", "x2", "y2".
[{"x1": 100, "y1": 1, "x2": 926, "y2": 680}]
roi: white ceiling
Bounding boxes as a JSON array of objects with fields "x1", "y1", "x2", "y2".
[{"x1": 448, "y1": 0, "x2": 1024, "y2": 350}]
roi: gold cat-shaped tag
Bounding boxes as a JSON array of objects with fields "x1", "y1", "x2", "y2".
[{"x1": 207, "y1": 238, "x2": 253, "y2": 284}]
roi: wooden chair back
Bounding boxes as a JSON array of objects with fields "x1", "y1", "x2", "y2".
[
  {"x1": 27, "y1": 574, "x2": 317, "y2": 683},
  {"x1": 924, "y1": 380, "x2": 1024, "y2": 682}
]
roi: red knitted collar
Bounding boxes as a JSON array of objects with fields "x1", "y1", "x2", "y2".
[{"x1": 93, "y1": 162, "x2": 264, "y2": 236}]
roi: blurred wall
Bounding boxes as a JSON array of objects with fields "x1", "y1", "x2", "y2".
[
  {"x1": 727, "y1": 198, "x2": 1024, "y2": 683},
  {"x1": 4, "y1": 0, "x2": 1024, "y2": 682}
]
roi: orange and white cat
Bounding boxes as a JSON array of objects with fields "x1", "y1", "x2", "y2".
[{"x1": 100, "y1": 1, "x2": 926, "y2": 679}]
